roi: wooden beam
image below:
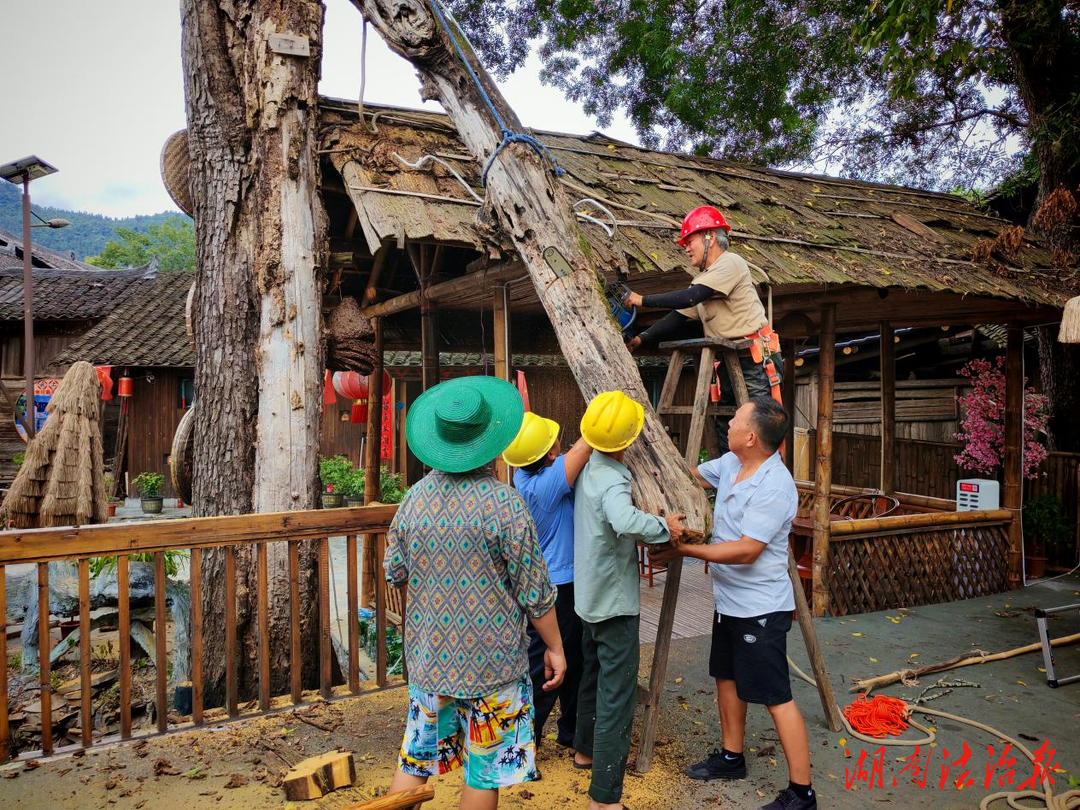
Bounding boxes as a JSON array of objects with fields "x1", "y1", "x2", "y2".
[
  {"x1": 879, "y1": 320, "x2": 896, "y2": 494},
  {"x1": 782, "y1": 337, "x2": 797, "y2": 472},
  {"x1": 493, "y1": 285, "x2": 511, "y2": 483},
  {"x1": 1004, "y1": 324, "x2": 1024, "y2": 589},
  {"x1": 811, "y1": 304, "x2": 836, "y2": 618},
  {"x1": 362, "y1": 318, "x2": 386, "y2": 608},
  {"x1": 363, "y1": 261, "x2": 525, "y2": 318}
]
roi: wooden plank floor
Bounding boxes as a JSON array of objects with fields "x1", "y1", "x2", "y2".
[{"x1": 638, "y1": 557, "x2": 716, "y2": 643}]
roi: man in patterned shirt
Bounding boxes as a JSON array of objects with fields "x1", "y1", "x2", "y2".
[{"x1": 383, "y1": 377, "x2": 566, "y2": 809}]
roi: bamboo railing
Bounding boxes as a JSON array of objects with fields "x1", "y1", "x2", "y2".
[{"x1": 0, "y1": 504, "x2": 398, "y2": 761}]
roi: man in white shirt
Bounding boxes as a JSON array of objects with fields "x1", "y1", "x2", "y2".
[{"x1": 654, "y1": 397, "x2": 814, "y2": 810}]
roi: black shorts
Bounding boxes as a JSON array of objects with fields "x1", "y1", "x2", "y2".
[{"x1": 709, "y1": 611, "x2": 793, "y2": 706}]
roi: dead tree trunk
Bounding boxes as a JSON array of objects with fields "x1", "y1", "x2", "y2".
[
  {"x1": 180, "y1": 0, "x2": 328, "y2": 704},
  {"x1": 349, "y1": 0, "x2": 710, "y2": 529}
]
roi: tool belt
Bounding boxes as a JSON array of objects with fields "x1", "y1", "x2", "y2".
[{"x1": 710, "y1": 324, "x2": 784, "y2": 406}]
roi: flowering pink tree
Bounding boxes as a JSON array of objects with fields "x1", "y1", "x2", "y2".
[{"x1": 954, "y1": 357, "x2": 1049, "y2": 479}]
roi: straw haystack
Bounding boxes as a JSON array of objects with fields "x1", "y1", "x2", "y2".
[{"x1": 2, "y1": 361, "x2": 108, "y2": 528}]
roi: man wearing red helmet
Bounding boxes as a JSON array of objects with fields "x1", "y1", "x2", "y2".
[{"x1": 623, "y1": 206, "x2": 782, "y2": 454}]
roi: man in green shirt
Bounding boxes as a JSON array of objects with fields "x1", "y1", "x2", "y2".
[{"x1": 571, "y1": 391, "x2": 686, "y2": 810}]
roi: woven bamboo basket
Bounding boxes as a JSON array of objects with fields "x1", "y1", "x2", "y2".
[{"x1": 161, "y1": 129, "x2": 193, "y2": 217}]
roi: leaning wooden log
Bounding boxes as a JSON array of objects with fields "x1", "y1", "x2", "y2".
[
  {"x1": 348, "y1": 0, "x2": 710, "y2": 530},
  {"x1": 344, "y1": 784, "x2": 436, "y2": 810},
  {"x1": 851, "y1": 632, "x2": 1080, "y2": 693},
  {"x1": 283, "y1": 750, "x2": 357, "y2": 800}
]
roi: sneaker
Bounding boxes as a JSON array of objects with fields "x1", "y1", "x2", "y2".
[
  {"x1": 760, "y1": 788, "x2": 816, "y2": 810},
  {"x1": 685, "y1": 748, "x2": 747, "y2": 781}
]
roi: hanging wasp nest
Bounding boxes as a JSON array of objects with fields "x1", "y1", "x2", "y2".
[
  {"x1": 325, "y1": 296, "x2": 378, "y2": 373},
  {"x1": 2, "y1": 361, "x2": 108, "y2": 528}
]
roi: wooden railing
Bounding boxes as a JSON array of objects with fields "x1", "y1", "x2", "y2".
[
  {"x1": 827, "y1": 509, "x2": 1012, "y2": 616},
  {"x1": 0, "y1": 504, "x2": 398, "y2": 761}
]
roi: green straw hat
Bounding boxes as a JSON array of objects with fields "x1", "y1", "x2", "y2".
[{"x1": 405, "y1": 376, "x2": 525, "y2": 473}]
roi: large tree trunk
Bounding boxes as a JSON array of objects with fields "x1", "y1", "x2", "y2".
[
  {"x1": 181, "y1": 0, "x2": 327, "y2": 704},
  {"x1": 349, "y1": 0, "x2": 710, "y2": 529},
  {"x1": 999, "y1": 0, "x2": 1080, "y2": 213},
  {"x1": 999, "y1": 1, "x2": 1080, "y2": 456}
]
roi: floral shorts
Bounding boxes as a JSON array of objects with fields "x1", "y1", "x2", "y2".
[{"x1": 398, "y1": 674, "x2": 538, "y2": 790}]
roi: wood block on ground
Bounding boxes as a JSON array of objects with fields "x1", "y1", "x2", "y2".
[
  {"x1": 283, "y1": 751, "x2": 356, "y2": 801},
  {"x1": 343, "y1": 784, "x2": 436, "y2": 810}
]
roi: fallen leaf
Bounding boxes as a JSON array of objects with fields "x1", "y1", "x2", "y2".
[
  {"x1": 1017, "y1": 679, "x2": 1027, "y2": 687},
  {"x1": 1037, "y1": 667, "x2": 1046, "y2": 673},
  {"x1": 153, "y1": 759, "x2": 180, "y2": 777},
  {"x1": 674, "y1": 677, "x2": 683, "y2": 684},
  {"x1": 24, "y1": 760, "x2": 39, "y2": 771},
  {"x1": 224, "y1": 774, "x2": 248, "y2": 789},
  {"x1": 909, "y1": 653, "x2": 920, "y2": 659},
  {"x1": 869, "y1": 657, "x2": 879, "y2": 663},
  {"x1": 182, "y1": 766, "x2": 206, "y2": 780},
  {"x1": 839, "y1": 738, "x2": 847, "y2": 747},
  {"x1": 852, "y1": 632, "x2": 863, "y2": 637}
]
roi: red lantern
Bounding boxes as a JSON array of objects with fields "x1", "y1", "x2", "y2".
[
  {"x1": 350, "y1": 400, "x2": 368, "y2": 424},
  {"x1": 117, "y1": 376, "x2": 134, "y2": 397},
  {"x1": 332, "y1": 371, "x2": 367, "y2": 401}
]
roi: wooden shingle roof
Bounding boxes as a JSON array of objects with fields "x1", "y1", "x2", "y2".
[{"x1": 319, "y1": 98, "x2": 1077, "y2": 310}]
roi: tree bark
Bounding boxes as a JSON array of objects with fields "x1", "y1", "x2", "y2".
[
  {"x1": 348, "y1": 0, "x2": 710, "y2": 528},
  {"x1": 181, "y1": 0, "x2": 327, "y2": 705}
]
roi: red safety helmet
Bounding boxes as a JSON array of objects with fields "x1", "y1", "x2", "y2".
[{"x1": 678, "y1": 205, "x2": 731, "y2": 245}]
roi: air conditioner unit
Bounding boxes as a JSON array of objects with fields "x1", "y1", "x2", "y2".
[{"x1": 956, "y1": 479, "x2": 1000, "y2": 511}]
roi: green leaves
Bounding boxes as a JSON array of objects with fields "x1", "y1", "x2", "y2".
[{"x1": 86, "y1": 216, "x2": 195, "y2": 271}]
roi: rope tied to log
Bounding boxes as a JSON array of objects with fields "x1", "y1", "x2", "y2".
[{"x1": 426, "y1": 0, "x2": 565, "y2": 187}]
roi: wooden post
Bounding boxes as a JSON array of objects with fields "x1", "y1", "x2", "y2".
[
  {"x1": 811, "y1": 305, "x2": 836, "y2": 617},
  {"x1": 783, "y1": 337, "x2": 797, "y2": 472},
  {"x1": 1004, "y1": 324, "x2": 1024, "y2": 589},
  {"x1": 493, "y1": 285, "x2": 511, "y2": 483},
  {"x1": 362, "y1": 318, "x2": 385, "y2": 608},
  {"x1": 419, "y1": 249, "x2": 440, "y2": 392},
  {"x1": 787, "y1": 553, "x2": 843, "y2": 731},
  {"x1": 879, "y1": 321, "x2": 896, "y2": 494}
]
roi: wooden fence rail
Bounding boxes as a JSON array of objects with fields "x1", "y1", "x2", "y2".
[{"x1": 0, "y1": 504, "x2": 398, "y2": 761}]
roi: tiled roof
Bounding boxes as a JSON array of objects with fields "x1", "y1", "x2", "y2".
[
  {"x1": 0, "y1": 227, "x2": 99, "y2": 271},
  {"x1": 0, "y1": 264, "x2": 157, "y2": 321},
  {"x1": 319, "y1": 98, "x2": 1077, "y2": 308},
  {"x1": 51, "y1": 271, "x2": 194, "y2": 368}
]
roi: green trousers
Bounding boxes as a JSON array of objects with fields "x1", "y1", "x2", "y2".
[{"x1": 574, "y1": 613, "x2": 639, "y2": 804}]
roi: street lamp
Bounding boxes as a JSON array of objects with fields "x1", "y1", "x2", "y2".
[{"x1": 0, "y1": 155, "x2": 61, "y2": 438}]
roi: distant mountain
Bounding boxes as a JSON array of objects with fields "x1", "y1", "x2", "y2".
[{"x1": 0, "y1": 182, "x2": 191, "y2": 263}]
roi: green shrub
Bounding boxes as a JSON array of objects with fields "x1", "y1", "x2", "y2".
[
  {"x1": 319, "y1": 454, "x2": 354, "y2": 495},
  {"x1": 132, "y1": 472, "x2": 165, "y2": 498}
]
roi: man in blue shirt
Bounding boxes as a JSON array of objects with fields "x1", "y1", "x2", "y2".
[
  {"x1": 653, "y1": 397, "x2": 815, "y2": 810},
  {"x1": 504, "y1": 412, "x2": 593, "y2": 749}
]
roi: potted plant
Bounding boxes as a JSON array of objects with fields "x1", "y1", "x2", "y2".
[
  {"x1": 132, "y1": 472, "x2": 166, "y2": 515},
  {"x1": 319, "y1": 455, "x2": 352, "y2": 508},
  {"x1": 104, "y1": 475, "x2": 119, "y2": 517},
  {"x1": 1023, "y1": 493, "x2": 1070, "y2": 579},
  {"x1": 343, "y1": 465, "x2": 365, "y2": 507}
]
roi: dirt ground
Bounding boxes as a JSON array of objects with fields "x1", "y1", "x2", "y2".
[{"x1": 1, "y1": 573, "x2": 1078, "y2": 809}]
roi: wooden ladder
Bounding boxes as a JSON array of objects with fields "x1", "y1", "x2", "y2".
[{"x1": 637, "y1": 337, "x2": 842, "y2": 772}]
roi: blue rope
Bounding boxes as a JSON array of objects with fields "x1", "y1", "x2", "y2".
[{"x1": 427, "y1": 0, "x2": 565, "y2": 187}]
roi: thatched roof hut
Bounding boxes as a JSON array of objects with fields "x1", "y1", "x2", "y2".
[{"x1": 2, "y1": 361, "x2": 107, "y2": 528}]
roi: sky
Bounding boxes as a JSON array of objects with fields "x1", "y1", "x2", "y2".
[{"x1": 0, "y1": 0, "x2": 639, "y2": 219}]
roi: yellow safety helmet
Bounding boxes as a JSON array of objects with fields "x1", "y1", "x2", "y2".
[
  {"x1": 502, "y1": 412, "x2": 561, "y2": 467},
  {"x1": 580, "y1": 391, "x2": 645, "y2": 453}
]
